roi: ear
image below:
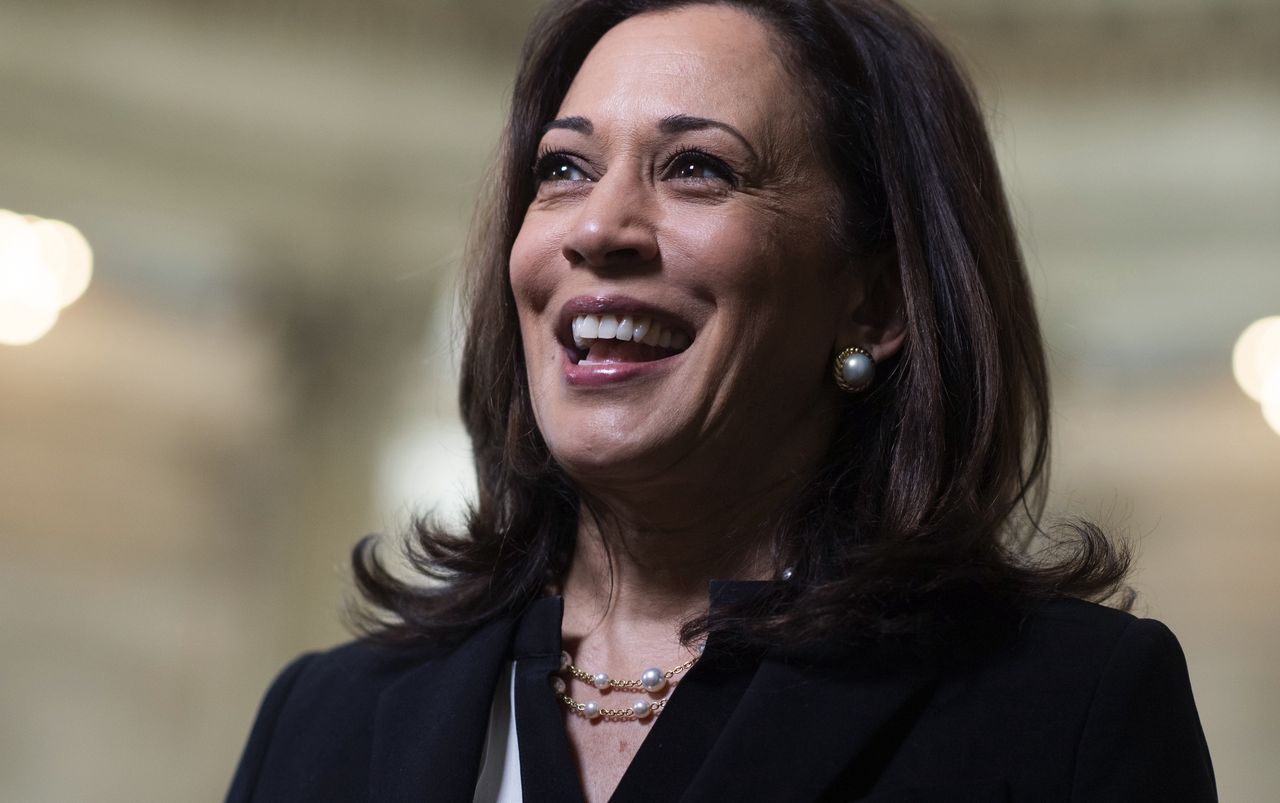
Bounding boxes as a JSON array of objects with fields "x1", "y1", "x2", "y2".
[{"x1": 835, "y1": 246, "x2": 907, "y2": 363}]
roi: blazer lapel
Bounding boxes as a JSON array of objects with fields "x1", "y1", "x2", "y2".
[
  {"x1": 368, "y1": 615, "x2": 517, "y2": 803},
  {"x1": 679, "y1": 650, "x2": 940, "y2": 802}
]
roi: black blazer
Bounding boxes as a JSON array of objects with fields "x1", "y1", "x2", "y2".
[{"x1": 226, "y1": 593, "x2": 1216, "y2": 802}]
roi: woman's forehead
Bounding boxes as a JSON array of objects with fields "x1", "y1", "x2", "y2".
[{"x1": 553, "y1": 6, "x2": 799, "y2": 141}]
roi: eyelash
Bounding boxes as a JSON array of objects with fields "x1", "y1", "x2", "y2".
[
  {"x1": 664, "y1": 148, "x2": 738, "y2": 186},
  {"x1": 532, "y1": 147, "x2": 739, "y2": 188},
  {"x1": 532, "y1": 149, "x2": 592, "y2": 184}
]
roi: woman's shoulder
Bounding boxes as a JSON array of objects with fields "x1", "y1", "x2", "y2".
[
  {"x1": 999, "y1": 597, "x2": 1215, "y2": 798},
  {"x1": 1024, "y1": 593, "x2": 1139, "y2": 631},
  {"x1": 235, "y1": 638, "x2": 445, "y2": 755},
  {"x1": 968, "y1": 595, "x2": 1190, "y2": 686},
  {"x1": 1010, "y1": 595, "x2": 1187, "y2": 671},
  {"x1": 226, "y1": 621, "x2": 515, "y2": 802},
  {"x1": 906, "y1": 595, "x2": 1199, "y2": 739},
  {"x1": 271, "y1": 618, "x2": 510, "y2": 710},
  {"x1": 931, "y1": 594, "x2": 1207, "y2": 757},
  {"x1": 888, "y1": 596, "x2": 1217, "y2": 799},
  {"x1": 225, "y1": 640, "x2": 415, "y2": 801},
  {"x1": 280, "y1": 636, "x2": 441, "y2": 694}
]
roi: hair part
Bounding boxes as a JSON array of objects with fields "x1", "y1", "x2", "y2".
[{"x1": 350, "y1": 0, "x2": 1131, "y2": 658}]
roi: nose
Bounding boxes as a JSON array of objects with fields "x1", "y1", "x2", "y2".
[{"x1": 560, "y1": 170, "x2": 659, "y2": 269}]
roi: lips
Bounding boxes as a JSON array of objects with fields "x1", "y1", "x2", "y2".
[{"x1": 556, "y1": 294, "x2": 697, "y2": 365}]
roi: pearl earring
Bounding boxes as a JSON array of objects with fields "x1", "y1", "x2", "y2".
[{"x1": 833, "y1": 346, "x2": 875, "y2": 393}]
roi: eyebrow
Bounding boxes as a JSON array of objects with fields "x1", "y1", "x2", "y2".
[
  {"x1": 657, "y1": 114, "x2": 758, "y2": 161},
  {"x1": 539, "y1": 114, "x2": 758, "y2": 160},
  {"x1": 541, "y1": 116, "x2": 593, "y2": 135}
]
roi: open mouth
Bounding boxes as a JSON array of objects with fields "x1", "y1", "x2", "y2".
[{"x1": 565, "y1": 313, "x2": 693, "y2": 365}]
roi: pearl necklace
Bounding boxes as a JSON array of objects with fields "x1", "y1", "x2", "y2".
[{"x1": 552, "y1": 647, "x2": 702, "y2": 721}]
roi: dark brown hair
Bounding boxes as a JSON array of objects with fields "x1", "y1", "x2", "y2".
[{"x1": 350, "y1": 0, "x2": 1130, "y2": 657}]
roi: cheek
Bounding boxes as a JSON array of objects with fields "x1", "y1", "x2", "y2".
[
  {"x1": 509, "y1": 215, "x2": 565, "y2": 321},
  {"x1": 667, "y1": 209, "x2": 820, "y2": 322},
  {"x1": 665, "y1": 208, "x2": 847, "y2": 388},
  {"x1": 664, "y1": 210, "x2": 775, "y2": 290}
]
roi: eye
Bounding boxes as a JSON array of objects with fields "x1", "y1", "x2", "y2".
[
  {"x1": 533, "y1": 151, "x2": 592, "y2": 183},
  {"x1": 663, "y1": 149, "x2": 737, "y2": 186}
]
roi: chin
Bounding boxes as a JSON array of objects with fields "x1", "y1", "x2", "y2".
[{"x1": 542, "y1": 418, "x2": 680, "y2": 486}]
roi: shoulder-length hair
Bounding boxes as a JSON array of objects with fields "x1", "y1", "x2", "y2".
[{"x1": 351, "y1": 0, "x2": 1130, "y2": 655}]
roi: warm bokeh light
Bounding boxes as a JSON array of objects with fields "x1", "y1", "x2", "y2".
[
  {"x1": 1262, "y1": 372, "x2": 1280, "y2": 438},
  {"x1": 0, "y1": 211, "x2": 60, "y2": 345},
  {"x1": 0, "y1": 208, "x2": 91, "y2": 345},
  {"x1": 1232, "y1": 316, "x2": 1280, "y2": 403},
  {"x1": 27, "y1": 215, "x2": 94, "y2": 307}
]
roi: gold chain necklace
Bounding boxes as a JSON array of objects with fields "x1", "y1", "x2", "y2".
[{"x1": 552, "y1": 647, "x2": 702, "y2": 721}]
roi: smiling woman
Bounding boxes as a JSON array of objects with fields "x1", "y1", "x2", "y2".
[
  {"x1": 511, "y1": 10, "x2": 863, "y2": 502},
  {"x1": 226, "y1": 2, "x2": 1217, "y2": 802}
]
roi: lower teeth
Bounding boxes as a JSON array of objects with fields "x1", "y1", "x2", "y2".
[{"x1": 579, "y1": 339, "x2": 681, "y2": 364}]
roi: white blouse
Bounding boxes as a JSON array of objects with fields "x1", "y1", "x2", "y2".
[{"x1": 471, "y1": 660, "x2": 523, "y2": 803}]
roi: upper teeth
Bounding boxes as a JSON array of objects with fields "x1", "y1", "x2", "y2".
[{"x1": 572, "y1": 314, "x2": 691, "y2": 351}]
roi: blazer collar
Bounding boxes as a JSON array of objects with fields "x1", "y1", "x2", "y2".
[
  {"x1": 364, "y1": 582, "x2": 940, "y2": 803},
  {"x1": 617, "y1": 580, "x2": 942, "y2": 802},
  {"x1": 368, "y1": 614, "x2": 519, "y2": 803},
  {"x1": 677, "y1": 648, "x2": 940, "y2": 802}
]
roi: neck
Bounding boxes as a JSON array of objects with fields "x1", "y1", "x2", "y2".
[
  {"x1": 556, "y1": 398, "x2": 838, "y2": 666},
  {"x1": 556, "y1": 470, "x2": 799, "y2": 667}
]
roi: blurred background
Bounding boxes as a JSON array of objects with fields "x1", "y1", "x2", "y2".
[{"x1": 0, "y1": 0, "x2": 1276, "y2": 799}]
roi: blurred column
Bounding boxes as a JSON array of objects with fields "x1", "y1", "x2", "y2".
[{"x1": 243, "y1": 247, "x2": 443, "y2": 653}]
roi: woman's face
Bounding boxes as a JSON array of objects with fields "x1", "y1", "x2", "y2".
[{"x1": 509, "y1": 5, "x2": 860, "y2": 495}]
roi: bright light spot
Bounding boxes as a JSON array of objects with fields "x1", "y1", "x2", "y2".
[
  {"x1": 0, "y1": 214, "x2": 60, "y2": 345},
  {"x1": 1232, "y1": 316, "x2": 1280, "y2": 403},
  {"x1": 27, "y1": 216, "x2": 93, "y2": 307},
  {"x1": 1263, "y1": 373, "x2": 1280, "y2": 438},
  {"x1": 0, "y1": 208, "x2": 92, "y2": 346},
  {"x1": 0, "y1": 211, "x2": 41, "y2": 267}
]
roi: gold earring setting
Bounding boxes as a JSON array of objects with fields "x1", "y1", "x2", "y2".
[{"x1": 834, "y1": 346, "x2": 875, "y2": 393}]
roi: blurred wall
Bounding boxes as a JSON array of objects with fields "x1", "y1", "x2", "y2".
[{"x1": 0, "y1": 0, "x2": 1276, "y2": 800}]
